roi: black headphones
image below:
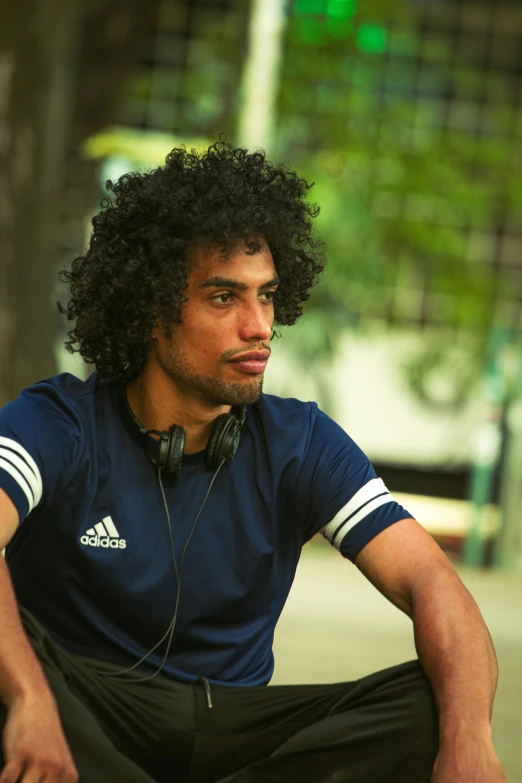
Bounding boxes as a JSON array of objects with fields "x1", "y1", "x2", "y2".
[{"x1": 118, "y1": 385, "x2": 246, "y2": 482}]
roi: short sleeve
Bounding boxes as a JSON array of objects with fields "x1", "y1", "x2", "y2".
[
  {"x1": 0, "y1": 377, "x2": 84, "y2": 523},
  {"x1": 296, "y1": 405, "x2": 414, "y2": 562}
]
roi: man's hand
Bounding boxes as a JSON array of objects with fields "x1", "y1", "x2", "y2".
[
  {"x1": 431, "y1": 735, "x2": 507, "y2": 782},
  {"x1": 0, "y1": 694, "x2": 78, "y2": 783}
]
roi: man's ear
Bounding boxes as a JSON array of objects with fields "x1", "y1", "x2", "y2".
[{"x1": 151, "y1": 320, "x2": 166, "y2": 341}]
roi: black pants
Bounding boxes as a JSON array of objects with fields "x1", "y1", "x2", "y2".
[{"x1": 1, "y1": 609, "x2": 439, "y2": 783}]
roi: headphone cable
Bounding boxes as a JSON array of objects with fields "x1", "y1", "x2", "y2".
[{"x1": 101, "y1": 458, "x2": 225, "y2": 681}]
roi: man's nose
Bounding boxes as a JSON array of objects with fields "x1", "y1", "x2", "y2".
[{"x1": 239, "y1": 301, "x2": 273, "y2": 342}]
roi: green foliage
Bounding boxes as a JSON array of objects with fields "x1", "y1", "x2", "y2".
[{"x1": 274, "y1": 0, "x2": 521, "y2": 407}]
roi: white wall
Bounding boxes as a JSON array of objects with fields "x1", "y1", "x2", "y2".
[{"x1": 264, "y1": 326, "x2": 483, "y2": 468}]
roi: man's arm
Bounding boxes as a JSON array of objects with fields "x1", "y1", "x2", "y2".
[
  {"x1": 0, "y1": 489, "x2": 50, "y2": 708},
  {"x1": 354, "y1": 517, "x2": 506, "y2": 783},
  {"x1": 0, "y1": 488, "x2": 78, "y2": 783}
]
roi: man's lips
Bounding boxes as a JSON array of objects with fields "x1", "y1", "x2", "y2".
[{"x1": 228, "y1": 351, "x2": 270, "y2": 374}]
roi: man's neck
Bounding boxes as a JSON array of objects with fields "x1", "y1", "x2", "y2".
[{"x1": 125, "y1": 369, "x2": 230, "y2": 454}]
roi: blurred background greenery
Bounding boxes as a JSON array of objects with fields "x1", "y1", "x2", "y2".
[{"x1": 1, "y1": 0, "x2": 522, "y2": 571}]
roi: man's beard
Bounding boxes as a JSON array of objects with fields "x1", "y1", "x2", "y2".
[{"x1": 161, "y1": 351, "x2": 264, "y2": 406}]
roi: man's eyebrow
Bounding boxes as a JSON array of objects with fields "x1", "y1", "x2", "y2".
[{"x1": 197, "y1": 276, "x2": 280, "y2": 291}]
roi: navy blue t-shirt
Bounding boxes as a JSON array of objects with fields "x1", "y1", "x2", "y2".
[{"x1": 0, "y1": 373, "x2": 413, "y2": 685}]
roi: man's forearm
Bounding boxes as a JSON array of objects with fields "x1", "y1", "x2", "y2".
[
  {"x1": 0, "y1": 556, "x2": 54, "y2": 708},
  {"x1": 411, "y1": 565, "x2": 498, "y2": 743}
]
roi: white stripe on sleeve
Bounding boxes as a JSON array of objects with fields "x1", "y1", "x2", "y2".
[
  {"x1": 327, "y1": 494, "x2": 396, "y2": 551},
  {"x1": 0, "y1": 438, "x2": 42, "y2": 507},
  {"x1": 319, "y1": 478, "x2": 389, "y2": 543},
  {"x1": 0, "y1": 448, "x2": 40, "y2": 508},
  {"x1": 0, "y1": 458, "x2": 35, "y2": 513}
]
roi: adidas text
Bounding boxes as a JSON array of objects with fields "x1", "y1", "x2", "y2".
[{"x1": 80, "y1": 535, "x2": 126, "y2": 549}]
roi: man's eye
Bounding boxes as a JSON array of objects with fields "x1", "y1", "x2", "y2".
[
  {"x1": 261, "y1": 291, "x2": 276, "y2": 301},
  {"x1": 212, "y1": 293, "x2": 233, "y2": 304}
]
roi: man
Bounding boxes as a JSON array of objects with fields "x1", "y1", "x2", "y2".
[{"x1": 0, "y1": 141, "x2": 506, "y2": 782}]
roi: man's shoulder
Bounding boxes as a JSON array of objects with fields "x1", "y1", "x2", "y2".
[
  {"x1": 254, "y1": 392, "x2": 317, "y2": 423},
  {"x1": 0, "y1": 374, "x2": 112, "y2": 519},
  {"x1": 0, "y1": 372, "x2": 113, "y2": 438},
  {"x1": 24, "y1": 371, "x2": 98, "y2": 400},
  {"x1": 254, "y1": 392, "x2": 341, "y2": 437},
  {"x1": 250, "y1": 393, "x2": 336, "y2": 459},
  {"x1": 8, "y1": 371, "x2": 106, "y2": 413},
  {"x1": 252, "y1": 393, "x2": 356, "y2": 458}
]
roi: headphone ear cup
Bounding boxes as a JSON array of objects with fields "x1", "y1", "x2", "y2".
[
  {"x1": 205, "y1": 413, "x2": 243, "y2": 470},
  {"x1": 161, "y1": 425, "x2": 185, "y2": 482}
]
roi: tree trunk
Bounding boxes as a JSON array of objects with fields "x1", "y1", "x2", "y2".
[
  {"x1": 0, "y1": 0, "x2": 82, "y2": 405},
  {"x1": 0, "y1": 0, "x2": 162, "y2": 406}
]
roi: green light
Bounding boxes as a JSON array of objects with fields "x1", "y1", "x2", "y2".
[
  {"x1": 327, "y1": 0, "x2": 357, "y2": 20},
  {"x1": 294, "y1": 0, "x2": 325, "y2": 14},
  {"x1": 356, "y1": 23, "x2": 387, "y2": 53}
]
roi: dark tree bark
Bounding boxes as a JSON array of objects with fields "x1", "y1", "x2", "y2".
[
  {"x1": 0, "y1": 0, "x2": 162, "y2": 405},
  {"x1": 0, "y1": 0, "x2": 82, "y2": 404}
]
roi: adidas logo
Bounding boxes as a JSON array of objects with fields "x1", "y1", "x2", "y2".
[{"x1": 80, "y1": 516, "x2": 126, "y2": 549}]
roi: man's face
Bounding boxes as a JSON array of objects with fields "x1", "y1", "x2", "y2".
[{"x1": 152, "y1": 239, "x2": 278, "y2": 406}]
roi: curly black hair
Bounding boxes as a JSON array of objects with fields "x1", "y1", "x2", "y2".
[{"x1": 59, "y1": 139, "x2": 326, "y2": 383}]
